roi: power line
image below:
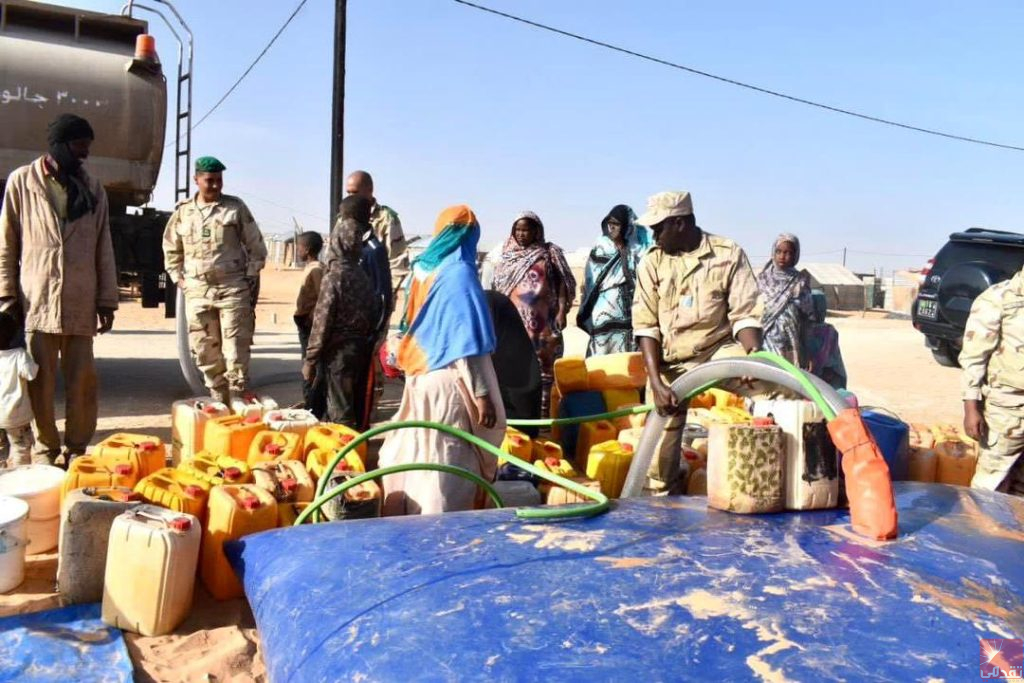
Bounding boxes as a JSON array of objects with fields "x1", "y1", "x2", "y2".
[
  {"x1": 235, "y1": 191, "x2": 331, "y2": 225},
  {"x1": 192, "y1": 0, "x2": 310, "y2": 132},
  {"x1": 453, "y1": 0, "x2": 1024, "y2": 153}
]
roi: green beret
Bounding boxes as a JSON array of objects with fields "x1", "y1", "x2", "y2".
[{"x1": 195, "y1": 156, "x2": 226, "y2": 173}]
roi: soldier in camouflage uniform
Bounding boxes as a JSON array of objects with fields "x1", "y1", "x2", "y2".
[
  {"x1": 345, "y1": 170, "x2": 409, "y2": 293},
  {"x1": 632, "y1": 191, "x2": 764, "y2": 494},
  {"x1": 960, "y1": 266, "x2": 1024, "y2": 496},
  {"x1": 162, "y1": 157, "x2": 267, "y2": 403}
]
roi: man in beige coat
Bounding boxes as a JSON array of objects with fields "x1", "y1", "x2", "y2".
[{"x1": 0, "y1": 114, "x2": 118, "y2": 465}]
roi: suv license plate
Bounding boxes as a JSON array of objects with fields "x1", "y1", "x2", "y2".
[{"x1": 917, "y1": 299, "x2": 938, "y2": 320}]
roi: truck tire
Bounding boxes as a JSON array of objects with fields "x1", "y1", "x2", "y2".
[
  {"x1": 176, "y1": 287, "x2": 207, "y2": 395},
  {"x1": 937, "y1": 262, "x2": 999, "y2": 329}
]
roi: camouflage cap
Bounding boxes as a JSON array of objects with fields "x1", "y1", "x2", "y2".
[
  {"x1": 195, "y1": 156, "x2": 226, "y2": 173},
  {"x1": 635, "y1": 191, "x2": 693, "y2": 227}
]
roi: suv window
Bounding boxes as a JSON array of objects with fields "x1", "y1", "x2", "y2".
[{"x1": 930, "y1": 241, "x2": 1024, "y2": 282}]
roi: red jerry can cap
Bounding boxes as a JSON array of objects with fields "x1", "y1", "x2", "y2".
[
  {"x1": 335, "y1": 460, "x2": 351, "y2": 471},
  {"x1": 138, "y1": 441, "x2": 158, "y2": 452},
  {"x1": 114, "y1": 463, "x2": 133, "y2": 475},
  {"x1": 241, "y1": 496, "x2": 261, "y2": 510},
  {"x1": 752, "y1": 417, "x2": 776, "y2": 428},
  {"x1": 339, "y1": 434, "x2": 353, "y2": 444},
  {"x1": 264, "y1": 443, "x2": 283, "y2": 455},
  {"x1": 169, "y1": 517, "x2": 192, "y2": 532},
  {"x1": 124, "y1": 491, "x2": 143, "y2": 502},
  {"x1": 223, "y1": 467, "x2": 243, "y2": 481},
  {"x1": 244, "y1": 414, "x2": 262, "y2": 424},
  {"x1": 280, "y1": 478, "x2": 297, "y2": 492},
  {"x1": 202, "y1": 404, "x2": 219, "y2": 414},
  {"x1": 620, "y1": 443, "x2": 634, "y2": 453},
  {"x1": 184, "y1": 485, "x2": 203, "y2": 498}
]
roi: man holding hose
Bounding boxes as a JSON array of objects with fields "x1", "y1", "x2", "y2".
[{"x1": 632, "y1": 191, "x2": 763, "y2": 495}]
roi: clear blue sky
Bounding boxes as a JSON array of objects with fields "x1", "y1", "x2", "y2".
[{"x1": 74, "y1": 0, "x2": 1023, "y2": 273}]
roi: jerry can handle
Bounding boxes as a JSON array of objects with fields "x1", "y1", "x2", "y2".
[{"x1": 130, "y1": 508, "x2": 178, "y2": 527}]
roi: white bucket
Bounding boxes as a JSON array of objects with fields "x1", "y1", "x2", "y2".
[
  {"x1": 24, "y1": 515, "x2": 59, "y2": 555},
  {"x1": 0, "y1": 495, "x2": 30, "y2": 593},
  {"x1": 0, "y1": 465, "x2": 66, "y2": 520}
]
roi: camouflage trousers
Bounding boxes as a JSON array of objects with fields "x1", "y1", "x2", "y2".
[
  {"x1": 972, "y1": 401, "x2": 1024, "y2": 497},
  {"x1": 184, "y1": 281, "x2": 255, "y2": 397}
]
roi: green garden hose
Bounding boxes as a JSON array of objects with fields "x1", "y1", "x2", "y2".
[
  {"x1": 307, "y1": 420, "x2": 610, "y2": 525},
  {"x1": 749, "y1": 351, "x2": 837, "y2": 420},
  {"x1": 507, "y1": 404, "x2": 651, "y2": 428},
  {"x1": 296, "y1": 462, "x2": 505, "y2": 526}
]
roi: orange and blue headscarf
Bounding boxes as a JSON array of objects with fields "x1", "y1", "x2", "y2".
[{"x1": 397, "y1": 205, "x2": 496, "y2": 376}]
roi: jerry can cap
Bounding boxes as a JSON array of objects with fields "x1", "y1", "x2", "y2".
[
  {"x1": 621, "y1": 443, "x2": 634, "y2": 452},
  {"x1": 115, "y1": 463, "x2": 133, "y2": 475},
  {"x1": 339, "y1": 434, "x2": 353, "y2": 443},
  {"x1": 184, "y1": 484, "x2": 203, "y2": 497},
  {"x1": 752, "y1": 417, "x2": 776, "y2": 427},
  {"x1": 223, "y1": 467, "x2": 243, "y2": 481},
  {"x1": 241, "y1": 496, "x2": 261, "y2": 510},
  {"x1": 201, "y1": 404, "x2": 219, "y2": 414},
  {"x1": 169, "y1": 517, "x2": 192, "y2": 532},
  {"x1": 138, "y1": 441, "x2": 158, "y2": 452},
  {"x1": 244, "y1": 414, "x2": 262, "y2": 424},
  {"x1": 335, "y1": 460, "x2": 352, "y2": 471},
  {"x1": 124, "y1": 491, "x2": 143, "y2": 501},
  {"x1": 280, "y1": 478, "x2": 297, "y2": 492},
  {"x1": 265, "y1": 444, "x2": 283, "y2": 455}
]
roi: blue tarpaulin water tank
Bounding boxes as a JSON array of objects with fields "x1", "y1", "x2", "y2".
[{"x1": 226, "y1": 482, "x2": 1023, "y2": 682}]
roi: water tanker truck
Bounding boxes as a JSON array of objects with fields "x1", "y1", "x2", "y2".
[{"x1": 0, "y1": 0, "x2": 204, "y2": 392}]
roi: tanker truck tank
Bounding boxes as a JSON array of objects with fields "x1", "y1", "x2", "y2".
[{"x1": 0, "y1": 0, "x2": 167, "y2": 210}]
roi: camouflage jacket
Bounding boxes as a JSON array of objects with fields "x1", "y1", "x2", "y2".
[
  {"x1": 370, "y1": 202, "x2": 409, "y2": 286},
  {"x1": 960, "y1": 269, "x2": 1024, "y2": 407},
  {"x1": 163, "y1": 194, "x2": 267, "y2": 288},
  {"x1": 632, "y1": 231, "x2": 763, "y2": 367}
]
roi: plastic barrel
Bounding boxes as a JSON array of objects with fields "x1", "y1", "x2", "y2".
[{"x1": 861, "y1": 411, "x2": 909, "y2": 481}]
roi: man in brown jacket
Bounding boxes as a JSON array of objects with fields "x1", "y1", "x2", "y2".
[{"x1": 0, "y1": 114, "x2": 118, "y2": 465}]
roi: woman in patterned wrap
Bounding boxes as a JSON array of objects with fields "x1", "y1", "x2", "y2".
[{"x1": 491, "y1": 211, "x2": 576, "y2": 416}]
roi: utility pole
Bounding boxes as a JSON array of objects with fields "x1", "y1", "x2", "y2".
[
  {"x1": 329, "y1": 0, "x2": 347, "y2": 225},
  {"x1": 842, "y1": 247, "x2": 847, "y2": 267}
]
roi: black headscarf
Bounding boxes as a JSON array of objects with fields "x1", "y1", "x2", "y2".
[
  {"x1": 46, "y1": 114, "x2": 96, "y2": 222},
  {"x1": 601, "y1": 204, "x2": 634, "y2": 240}
]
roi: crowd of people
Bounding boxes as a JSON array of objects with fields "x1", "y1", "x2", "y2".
[
  {"x1": 292, "y1": 184, "x2": 851, "y2": 504},
  {"x1": 0, "y1": 113, "x2": 1020, "y2": 503}
]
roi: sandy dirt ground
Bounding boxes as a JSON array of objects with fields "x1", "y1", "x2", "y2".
[{"x1": 0, "y1": 268, "x2": 965, "y2": 681}]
